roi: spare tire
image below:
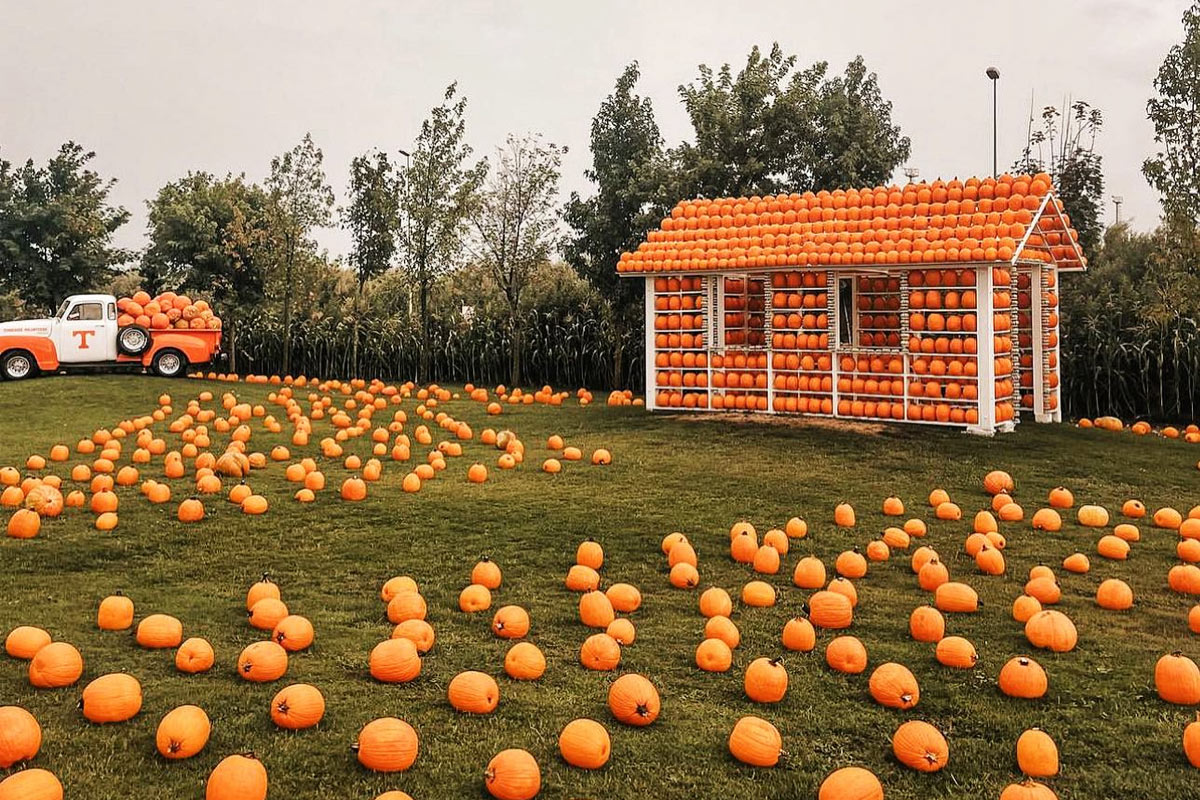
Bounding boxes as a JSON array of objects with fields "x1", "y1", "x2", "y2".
[{"x1": 117, "y1": 325, "x2": 151, "y2": 356}]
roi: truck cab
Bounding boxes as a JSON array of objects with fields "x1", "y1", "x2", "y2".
[{"x1": 0, "y1": 293, "x2": 221, "y2": 380}]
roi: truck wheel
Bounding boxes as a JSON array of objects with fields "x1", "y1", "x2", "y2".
[
  {"x1": 1, "y1": 350, "x2": 36, "y2": 381},
  {"x1": 151, "y1": 348, "x2": 187, "y2": 378},
  {"x1": 117, "y1": 325, "x2": 151, "y2": 356}
]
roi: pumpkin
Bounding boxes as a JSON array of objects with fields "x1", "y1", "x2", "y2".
[
  {"x1": 504, "y1": 642, "x2": 546, "y2": 680},
  {"x1": 156, "y1": 705, "x2": 210, "y2": 759},
  {"x1": 1097, "y1": 535, "x2": 1130, "y2": 560},
  {"x1": 882, "y1": 526, "x2": 911, "y2": 550},
  {"x1": 81, "y1": 673, "x2": 142, "y2": 723},
  {"x1": 387, "y1": 592, "x2": 427, "y2": 624},
  {"x1": 975, "y1": 545, "x2": 1005, "y2": 575},
  {"x1": 590, "y1": 448, "x2": 612, "y2": 465},
  {"x1": 818, "y1": 767, "x2": 883, "y2": 800},
  {"x1": 892, "y1": 720, "x2": 948, "y2": 772},
  {"x1": 608, "y1": 674, "x2": 660, "y2": 726},
  {"x1": 793, "y1": 556, "x2": 827, "y2": 589},
  {"x1": 669, "y1": 562, "x2": 699, "y2": 589},
  {"x1": 1191, "y1": 605, "x2": 1200, "y2": 634},
  {"x1": 1156, "y1": 652, "x2": 1200, "y2": 705},
  {"x1": 834, "y1": 502, "x2": 856, "y2": 527},
  {"x1": 660, "y1": 531, "x2": 688, "y2": 554},
  {"x1": 835, "y1": 549, "x2": 868, "y2": 579},
  {"x1": 459, "y1": 584, "x2": 493, "y2": 613},
  {"x1": 999, "y1": 656, "x2": 1048, "y2": 699},
  {"x1": 729, "y1": 715, "x2": 783, "y2": 767},
  {"x1": 576, "y1": 539, "x2": 604, "y2": 569},
  {"x1": 1077, "y1": 504, "x2": 1109, "y2": 527},
  {"x1": 973, "y1": 510, "x2": 999, "y2": 533},
  {"x1": 731, "y1": 531, "x2": 757, "y2": 563},
  {"x1": 1062, "y1": 553, "x2": 1090, "y2": 573},
  {"x1": 827, "y1": 577, "x2": 858, "y2": 608},
  {"x1": 869, "y1": 662, "x2": 919, "y2": 708},
  {"x1": 237, "y1": 640, "x2": 288, "y2": 682},
  {"x1": 95, "y1": 511, "x2": 118, "y2": 531},
  {"x1": 205, "y1": 754, "x2": 267, "y2": 800},
  {"x1": 340, "y1": 477, "x2": 368, "y2": 500},
  {"x1": 1024, "y1": 576, "x2": 1061, "y2": 605},
  {"x1": 935, "y1": 582, "x2": 979, "y2": 613},
  {"x1": 882, "y1": 496, "x2": 905, "y2": 516},
  {"x1": 248, "y1": 597, "x2": 289, "y2": 630},
  {"x1": 0, "y1": 706, "x2": 41, "y2": 767},
  {"x1": 935, "y1": 501, "x2": 961, "y2": 521},
  {"x1": 1096, "y1": 579, "x2": 1134, "y2": 610},
  {"x1": 1184, "y1": 713, "x2": 1200, "y2": 767},
  {"x1": 909, "y1": 606, "x2": 945, "y2": 642},
  {"x1": 1012, "y1": 595, "x2": 1043, "y2": 623},
  {"x1": 745, "y1": 657, "x2": 788, "y2": 701},
  {"x1": 0, "y1": 769, "x2": 63, "y2": 800},
  {"x1": 370, "y1": 638, "x2": 421, "y2": 683},
  {"x1": 917, "y1": 558, "x2": 949, "y2": 591},
  {"x1": 28, "y1": 642, "x2": 83, "y2": 688},
  {"x1": 910, "y1": 546, "x2": 938, "y2": 573},
  {"x1": 492, "y1": 605, "x2": 530, "y2": 639},
  {"x1": 448, "y1": 671, "x2": 500, "y2": 713},
  {"x1": 606, "y1": 583, "x2": 641, "y2": 613},
  {"x1": 742, "y1": 580, "x2": 777, "y2": 607},
  {"x1": 1048, "y1": 486, "x2": 1074, "y2": 508},
  {"x1": 763, "y1": 528, "x2": 789, "y2": 554},
  {"x1": 6, "y1": 508, "x2": 40, "y2": 539},
  {"x1": 984, "y1": 469, "x2": 1015, "y2": 495},
  {"x1": 580, "y1": 591, "x2": 615, "y2": 628},
  {"x1": 565, "y1": 564, "x2": 601, "y2": 592},
  {"x1": 354, "y1": 717, "x2": 419, "y2": 772},
  {"x1": 1017, "y1": 728, "x2": 1059, "y2": 777},
  {"x1": 1025, "y1": 610, "x2": 1077, "y2": 652},
  {"x1": 96, "y1": 592, "x2": 134, "y2": 631},
  {"x1": 247, "y1": 574, "x2": 280, "y2": 609},
  {"x1": 696, "y1": 637, "x2": 733, "y2": 672},
  {"x1": 391, "y1": 619, "x2": 435, "y2": 654},
  {"x1": 1031, "y1": 508, "x2": 1062, "y2": 531},
  {"x1": 752, "y1": 544, "x2": 781, "y2": 574},
  {"x1": 606, "y1": 618, "x2": 635, "y2": 645},
  {"x1": 782, "y1": 617, "x2": 816, "y2": 652},
  {"x1": 935, "y1": 636, "x2": 978, "y2": 669},
  {"x1": 785, "y1": 517, "x2": 808, "y2": 538},
  {"x1": 177, "y1": 498, "x2": 205, "y2": 523},
  {"x1": 1122, "y1": 499, "x2": 1147, "y2": 518},
  {"x1": 472, "y1": 557, "x2": 502, "y2": 589},
  {"x1": 1154, "y1": 507, "x2": 1184, "y2": 530},
  {"x1": 928, "y1": 488, "x2": 950, "y2": 507},
  {"x1": 176, "y1": 638, "x2": 215, "y2": 673},
  {"x1": 484, "y1": 748, "x2": 540, "y2": 800},
  {"x1": 807, "y1": 590, "x2": 853, "y2": 629},
  {"x1": 467, "y1": 463, "x2": 488, "y2": 483},
  {"x1": 5, "y1": 626, "x2": 51, "y2": 660},
  {"x1": 826, "y1": 636, "x2": 868, "y2": 674},
  {"x1": 270, "y1": 683, "x2": 324, "y2": 729},
  {"x1": 559, "y1": 718, "x2": 611, "y2": 769},
  {"x1": 999, "y1": 502, "x2": 1025, "y2": 522}
]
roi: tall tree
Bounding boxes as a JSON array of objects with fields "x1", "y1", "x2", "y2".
[
  {"x1": 344, "y1": 150, "x2": 399, "y2": 375},
  {"x1": 266, "y1": 133, "x2": 334, "y2": 377},
  {"x1": 671, "y1": 44, "x2": 910, "y2": 199},
  {"x1": 469, "y1": 134, "x2": 562, "y2": 386},
  {"x1": 143, "y1": 172, "x2": 273, "y2": 371},
  {"x1": 563, "y1": 62, "x2": 671, "y2": 384},
  {"x1": 1013, "y1": 101, "x2": 1105, "y2": 255},
  {"x1": 397, "y1": 83, "x2": 486, "y2": 381},
  {"x1": 1143, "y1": 1, "x2": 1200, "y2": 225},
  {"x1": 0, "y1": 142, "x2": 129, "y2": 313}
]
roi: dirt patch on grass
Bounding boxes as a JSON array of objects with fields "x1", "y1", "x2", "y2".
[{"x1": 663, "y1": 411, "x2": 889, "y2": 434}]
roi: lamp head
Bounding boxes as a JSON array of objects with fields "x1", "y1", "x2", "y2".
[{"x1": 986, "y1": 66, "x2": 1000, "y2": 81}]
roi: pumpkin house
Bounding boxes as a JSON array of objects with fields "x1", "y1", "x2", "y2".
[{"x1": 617, "y1": 174, "x2": 1085, "y2": 435}]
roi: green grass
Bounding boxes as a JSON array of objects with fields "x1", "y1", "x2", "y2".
[{"x1": 1, "y1": 374, "x2": 1199, "y2": 799}]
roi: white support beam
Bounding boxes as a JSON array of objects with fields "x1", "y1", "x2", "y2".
[
  {"x1": 967, "y1": 264, "x2": 996, "y2": 436},
  {"x1": 643, "y1": 277, "x2": 657, "y2": 411}
]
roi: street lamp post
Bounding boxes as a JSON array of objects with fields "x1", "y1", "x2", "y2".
[
  {"x1": 986, "y1": 67, "x2": 1000, "y2": 178},
  {"x1": 1112, "y1": 195, "x2": 1124, "y2": 225}
]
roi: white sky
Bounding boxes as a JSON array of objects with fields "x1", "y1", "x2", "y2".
[{"x1": 0, "y1": 0, "x2": 1188, "y2": 262}]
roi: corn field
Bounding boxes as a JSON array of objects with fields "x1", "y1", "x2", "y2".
[
  {"x1": 1061, "y1": 311, "x2": 1200, "y2": 421},
  {"x1": 231, "y1": 308, "x2": 645, "y2": 391}
]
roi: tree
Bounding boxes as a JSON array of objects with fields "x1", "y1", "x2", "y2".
[
  {"x1": 671, "y1": 44, "x2": 910, "y2": 199},
  {"x1": 143, "y1": 172, "x2": 273, "y2": 371},
  {"x1": 0, "y1": 142, "x2": 129, "y2": 313},
  {"x1": 397, "y1": 83, "x2": 486, "y2": 381},
  {"x1": 469, "y1": 134, "x2": 563, "y2": 386},
  {"x1": 1143, "y1": 1, "x2": 1200, "y2": 225},
  {"x1": 266, "y1": 133, "x2": 334, "y2": 377},
  {"x1": 563, "y1": 62, "x2": 671, "y2": 384},
  {"x1": 344, "y1": 151, "x2": 399, "y2": 374},
  {"x1": 1013, "y1": 101, "x2": 1105, "y2": 255}
]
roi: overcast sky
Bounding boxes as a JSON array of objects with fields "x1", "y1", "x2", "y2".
[{"x1": 0, "y1": 0, "x2": 1189, "y2": 261}]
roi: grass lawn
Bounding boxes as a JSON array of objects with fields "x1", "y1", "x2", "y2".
[{"x1": 2, "y1": 374, "x2": 1199, "y2": 799}]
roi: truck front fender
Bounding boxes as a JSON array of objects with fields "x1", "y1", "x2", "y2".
[{"x1": 0, "y1": 336, "x2": 59, "y2": 370}]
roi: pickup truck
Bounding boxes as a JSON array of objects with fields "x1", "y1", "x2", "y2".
[{"x1": 0, "y1": 293, "x2": 221, "y2": 380}]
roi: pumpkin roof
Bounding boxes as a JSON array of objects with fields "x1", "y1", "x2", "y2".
[{"x1": 617, "y1": 174, "x2": 1086, "y2": 276}]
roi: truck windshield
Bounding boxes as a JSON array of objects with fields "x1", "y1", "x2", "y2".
[{"x1": 56, "y1": 300, "x2": 70, "y2": 318}]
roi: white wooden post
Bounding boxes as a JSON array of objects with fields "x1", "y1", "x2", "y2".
[
  {"x1": 967, "y1": 264, "x2": 996, "y2": 436},
  {"x1": 1030, "y1": 265, "x2": 1046, "y2": 422},
  {"x1": 643, "y1": 277, "x2": 656, "y2": 411}
]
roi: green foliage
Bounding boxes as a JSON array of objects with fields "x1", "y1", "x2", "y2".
[
  {"x1": 397, "y1": 83, "x2": 487, "y2": 380},
  {"x1": 266, "y1": 133, "x2": 335, "y2": 376},
  {"x1": 344, "y1": 151, "x2": 399, "y2": 289},
  {"x1": 1143, "y1": 0, "x2": 1200, "y2": 225},
  {"x1": 469, "y1": 133, "x2": 563, "y2": 385},
  {"x1": 0, "y1": 142, "x2": 130, "y2": 313},
  {"x1": 671, "y1": 44, "x2": 910, "y2": 199},
  {"x1": 562, "y1": 62, "x2": 670, "y2": 324},
  {"x1": 1013, "y1": 101, "x2": 1105, "y2": 254}
]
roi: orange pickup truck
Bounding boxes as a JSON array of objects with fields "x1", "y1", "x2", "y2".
[{"x1": 0, "y1": 294, "x2": 221, "y2": 380}]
